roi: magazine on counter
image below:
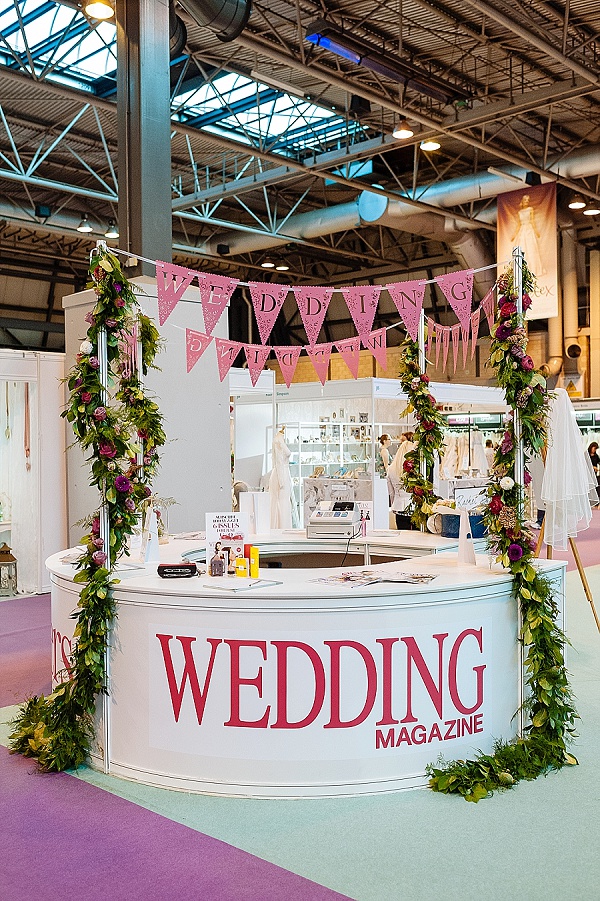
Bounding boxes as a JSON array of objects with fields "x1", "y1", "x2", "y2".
[
  {"x1": 311, "y1": 570, "x2": 436, "y2": 587},
  {"x1": 205, "y1": 512, "x2": 249, "y2": 576}
]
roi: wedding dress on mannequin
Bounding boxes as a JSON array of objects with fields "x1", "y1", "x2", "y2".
[{"x1": 269, "y1": 428, "x2": 293, "y2": 529}]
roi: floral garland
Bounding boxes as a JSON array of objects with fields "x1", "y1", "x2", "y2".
[
  {"x1": 397, "y1": 333, "x2": 446, "y2": 528},
  {"x1": 427, "y1": 263, "x2": 578, "y2": 801},
  {"x1": 9, "y1": 249, "x2": 166, "y2": 772}
]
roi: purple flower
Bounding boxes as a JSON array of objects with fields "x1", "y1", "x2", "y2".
[
  {"x1": 500, "y1": 431, "x2": 513, "y2": 454},
  {"x1": 105, "y1": 318, "x2": 117, "y2": 328},
  {"x1": 89, "y1": 356, "x2": 100, "y2": 370},
  {"x1": 523, "y1": 293, "x2": 532, "y2": 311},
  {"x1": 92, "y1": 537, "x2": 104, "y2": 549},
  {"x1": 114, "y1": 283, "x2": 122, "y2": 293},
  {"x1": 80, "y1": 391, "x2": 92, "y2": 404},
  {"x1": 521, "y1": 355, "x2": 534, "y2": 371},
  {"x1": 496, "y1": 322, "x2": 513, "y2": 341},
  {"x1": 115, "y1": 297, "x2": 125, "y2": 308},
  {"x1": 115, "y1": 475, "x2": 132, "y2": 493},
  {"x1": 524, "y1": 470, "x2": 532, "y2": 486},
  {"x1": 508, "y1": 543, "x2": 523, "y2": 562},
  {"x1": 91, "y1": 516, "x2": 100, "y2": 535},
  {"x1": 124, "y1": 497, "x2": 136, "y2": 512},
  {"x1": 92, "y1": 550, "x2": 107, "y2": 566},
  {"x1": 98, "y1": 441, "x2": 117, "y2": 458},
  {"x1": 143, "y1": 485, "x2": 152, "y2": 497},
  {"x1": 510, "y1": 345, "x2": 525, "y2": 359},
  {"x1": 74, "y1": 377, "x2": 83, "y2": 389},
  {"x1": 93, "y1": 406, "x2": 107, "y2": 421},
  {"x1": 85, "y1": 312, "x2": 95, "y2": 325}
]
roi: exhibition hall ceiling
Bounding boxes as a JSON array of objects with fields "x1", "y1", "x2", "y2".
[{"x1": 0, "y1": 0, "x2": 599, "y2": 350}]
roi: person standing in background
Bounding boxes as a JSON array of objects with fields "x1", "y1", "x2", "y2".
[
  {"x1": 588, "y1": 442, "x2": 600, "y2": 502},
  {"x1": 375, "y1": 434, "x2": 392, "y2": 477}
]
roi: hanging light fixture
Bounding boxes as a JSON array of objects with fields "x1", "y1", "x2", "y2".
[
  {"x1": 261, "y1": 261, "x2": 275, "y2": 268},
  {"x1": 392, "y1": 119, "x2": 414, "y2": 140},
  {"x1": 76, "y1": 214, "x2": 93, "y2": 233},
  {"x1": 583, "y1": 204, "x2": 600, "y2": 216},
  {"x1": 275, "y1": 264, "x2": 290, "y2": 271},
  {"x1": 568, "y1": 194, "x2": 587, "y2": 210},
  {"x1": 420, "y1": 138, "x2": 441, "y2": 151},
  {"x1": 105, "y1": 218, "x2": 119, "y2": 238},
  {"x1": 84, "y1": 0, "x2": 114, "y2": 19}
]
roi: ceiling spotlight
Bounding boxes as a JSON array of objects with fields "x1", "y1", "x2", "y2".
[
  {"x1": 568, "y1": 194, "x2": 587, "y2": 210},
  {"x1": 84, "y1": 0, "x2": 114, "y2": 19},
  {"x1": 420, "y1": 138, "x2": 441, "y2": 152},
  {"x1": 583, "y1": 204, "x2": 600, "y2": 216},
  {"x1": 76, "y1": 214, "x2": 93, "y2": 233},
  {"x1": 104, "y1": 218, "x2": 119, "y2": 239},
  {"x1": 392, "y1": 119, "x2": 414, "y2": 140},
  {"x1": 261, "y1": 261, "x2": 275, "y2": 268},
  {"x1": 275, "y1": 264, "x2": 290, "y2": 271}
]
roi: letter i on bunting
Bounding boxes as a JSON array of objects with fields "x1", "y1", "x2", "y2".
[
  {"x1": 274, "y1": 346, "x2": 302, "y2": 388},
  {"x1": 293, "y1": 286, "x2": 334, "y2": 346},
  {"x1": 185, "y1": 329, "x2": 213, "y2": 373},
  {"x1": 244, "y1": 344, "x2": 272, "y2": 387},
  {"x1": 362, "y1": 328, "x2": 387, "y2": 370},
  {"x1": 156, "y1": 260, "x2": 198, "y2": 326},
  {"x1": 306, "y1": 342, "x2": 333, "y2": 385},
  {"x1": 198, "y1": 273, "x2": 240, "y2": 335},
  {"x1": 335, "y1": 336, "x2": 361, "y2": 379},
  {"x1": 386, "y1": 279, "x2": 426, "y2": 340},
  {"x1": 340, "y1": 286, "x2": 382, "y2": 339},
  {"x1": 249, "y1": 282, "x2": 289, "y2": 345},
  {"x1": 434, "y1": 269, "x2": 474, "y2": 331},
  {"x1": 214, "y1": 337, "x2": 243, "y2": 382}
]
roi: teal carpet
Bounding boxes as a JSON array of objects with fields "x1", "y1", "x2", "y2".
[{"x1": 2, "y1": 567, "x2": 599, "y2": 900}]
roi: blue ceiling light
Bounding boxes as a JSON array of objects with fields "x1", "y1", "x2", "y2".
[{"x1": 305, "y1": 19, "x2": 466, "y2": 106}]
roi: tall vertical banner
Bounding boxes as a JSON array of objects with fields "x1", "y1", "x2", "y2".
[{"x1": 497, "y1": 183, "x2": 557, "y2": 319}]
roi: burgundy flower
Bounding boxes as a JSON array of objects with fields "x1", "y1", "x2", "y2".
[
  {"x1": 85, "y1": 312, "x2": 95, "y2": 325},
  {"x1": 93, "y1": 406, "x2": 107, "y2": 421},
  {"x1": 413, "y1": 486, "x2": 424, "y2": 498},
  {"x1": 403, "y1": 459, "x2": 414, "y2": 472},
  {"x1": 521, "y1": 355, "x2": 534, "y2": 371},
  {"x1": 92, "y1": 550, "x2": 107, "y2": 566},
  {"x1": 524, "y1": 470, "x2": 532, "y2": 486},
  {"x1": 420, "y1": 374, "x2": 430, "y2": 384},
  {"x1": 93, "y1": 266, "x2": 104, "y2": 281},
  {"x1": 115, "y1": 297, "x2": 125, "y2": 308},
  {"x1": 143, "y1": 485, "x2": 152, "y2": 497},
  {"x1": 496, "y1": 322, "x2": 512, "y2": 341},
  {"x1": 489, "y1": 495, "x2": 503, "y2": 514},
  {"x1": 500, "y1": 431, "x2": 513, "y2": 454},
  {"x1": 80, "y1": 391, "x2": 92, "y2": 404},
  {"x1": 91, "y1": 516, "x2": 100, "y2": 535},
  {"x1": 115, "y1": 475, "x2": 132, "y2": 493},
  {"x1": 500, "y1": 301, "x2": 517, "y2": 318},
  {"x1": 124, "y1": 497, "x2": 136, "y2": 512},
  {"x1": 99, "y1": 441, "x2": 117, "y2": 458},
  {"x1": 137, "y1": 429, "x2": 149, "y2": 440},
  {"x1": 92, "y1": 537, "x2": 104, "y2": 549},
  {"x1": 523, "y1": 293, "x2": 532, "y2": 311},
  {"x1": 422, "y1": 421, "x2": 436, "y2": 431},
  {"x1": 428, "y1": 394, "x2": 437, "y2": 405},
  {"x1": 105, "y1": 318, "x2": 118, "y2": 329},
  {"x1": 507, "y1": 543, "x2": 524, "y2": 562}
]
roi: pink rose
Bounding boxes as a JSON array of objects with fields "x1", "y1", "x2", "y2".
[
  {"x1": 521, "y1": 355, "x2": 534, "y2": 371},
  {"x1": 92, "y1": 550, "x2": 107, "y2": 566},
  {"x1": 81, "y1": 391, "x2": 92, "y2": 404}
]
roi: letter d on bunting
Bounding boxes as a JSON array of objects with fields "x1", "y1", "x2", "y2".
[{"x1": 249, "y1": 282, "x2": 289, "y2": 345}]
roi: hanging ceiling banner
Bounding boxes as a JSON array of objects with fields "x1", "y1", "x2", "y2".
[
  {"x1": 497, "y1": 182, "x2": 558, "y2": 319},
  {"x1": 274, "y1": 346, "x2": 302, "y2": 388},
  {"x1": 214, "y1": 337, "x2": 243, "y2": 382},
  {"x1": 386, "y1": 279, "x2": 426, "y2": 341},
  {"x1": 340, "y1": 285, "x2": 382, "y2": 339},
  {"x1": 198, "y1": 273, "x2": 239, "y2": 335},
  {"x1": 156, "y1": 260, "x2": 198, "y2": 326},
  {"x1": 434, "y1": 269, "x2": 474, "y2": 331},
  {"x1": 185, "y1": 329, "x2": 213, "y2": 373},
  {"x1": 362, "y1": 328, "x2": 387, "y2": 370},
  {"x1": 249, "y1": 281, "x2": 289, "y2": 345},
  {"x1": 306, "y1": 342, "x2": 333, "y2": 385},
  {"x1": 335, "y1": 336, "x2": 362, "y2": 379},
  {"x1": 434, "y1": 323, "x2": 442, "y2": 370},
  {"x1": 426, "y1": 317, "x2": 434, "y2": 361},
  {"x1": 470, "y1": 308, "x2": 481, "y2": 359},
  {"x1": 441, "y1": 325, "x2": 450, "y2": 371},
  {"x1": 460, "y1": 322, "x2": 470, "y2": 368},
  {"x1": 451, "y1": 323, "x2": 461, "y2": 372},
  {"x1": 293, "y1": 286, "x2": 334, "y2": 345},
  {"x1": 482, "y1": 289, "x2": 496, "y2": 332},
  {"x1": 244, "y1": 344, "x2": 272, "y2": 387}
]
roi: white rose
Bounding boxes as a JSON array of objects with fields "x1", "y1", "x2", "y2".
[
  {"x1": 80, "y1": 340, "x2": 93, "y2": 354},
  {"x1": 500, "y1": 476, "x2": 514, "y2": 490}
]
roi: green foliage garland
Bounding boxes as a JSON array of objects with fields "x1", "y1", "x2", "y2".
[
  {"x1": 397, "y1": 333, "x2": 445, "y2": 528},
  {"x1": 9, "y1": 249, "x2": 166, "y2": 771},
  {"x1": 427, "y1": 263, "x2": 578, "y2": 801}
]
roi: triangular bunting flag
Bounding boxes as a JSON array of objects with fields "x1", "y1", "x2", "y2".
[
  {"x1": 426, "y1": 317, "x2": 435, "y2": 361},
  {"x1": 362, "y1": 328, "x2": 387, "y2": 370},
  {"x1": 306, "y1": 342, "x2": 333, "y2": 385},
  {"x1": 244, "y1": 344, "x2": 272, "y2": 387},
  {"x1": 185, "y1": 329, "x2": 212, "y2": 373},
  {"x1": 434, "y1": 323, "x2": 442, "y2": 370},
  {"x1": 441, "y1": 325, "x2": 450, "y2": 371},
  {"x1": 470, "y1": 307, "x2": 481, "y2": 359},
  {"x1": 340, "y1": 286, "x2": 382, "y2": 338},
  {"x1": 249, "y1": 282, "x2": 289, "y2": 345},
  {"x1": 274, "y1": 346, "x2": 302, "y2": 388},
  {"x1": 335, "y1": 336, "x2": 361, "y2": 379},
  {"x1": 156, "y1": 260, "x2": 198, "y2": 326},
  {"x1": 460, "y1": 322, "x2": 470, "y2": 368},
  {"x1": 198, "y1": 273, "x2": 239, "y2": 335},
  {"x1": 293, "y1": 286, "x2": 334, "y2": 345},
  {"x1": 481, "y1": 288, "x2": 496, "y2": 332},
  {"x1": 434, "y1": 269, "x2": 474, "y2": 331},
  {"x1": 386, "y1": 279, "x2": 426, "y2": 341},
  {"x1": 214, "y1": 337, "x2": 243, "y2": 382},
  {"x1": 451, "y1": 323, "x2": 461, "y2": 372}
]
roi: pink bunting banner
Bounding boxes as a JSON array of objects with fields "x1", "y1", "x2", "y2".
[
  {"x1": 481, "y1": 288, "x2": 496, "y2": 333},
  {"x1": 306, "y1": 342, "x2": 333, "y2": 385},
  {"x1": 214, "y1": 337, "x2": 243, "y2": 382},
  {"x1": 249, "y1": 281, "x2": 289, "y2": 345},
  {"x1": 156, "y1": 260, "x2": 198, "y2": 326},
  {"x1": 293, "y1": 286, "x2": 334, "y2": 346},
  {"x1": 198, "y1": 273, "x2": 239, "y2": 335},
  {"x1": 426, "y1": 317, "x2": 435, "y2": 360},
  {"x1": 274, "y1": 346, "x2": 302, "y2": 388},
  {"x1": 244, "y1": 344, "x2": 272, "y2": 387},
  {"x1": 362, "y1": 328, "x2": 387, "y2": 370},
  {"x1": 335, "y1": 336, "x2": 361, "y2": 379},
  {"x1": 470, "y1": 307, "x2": 481, "y2": 359},
  {"x1": 460, "y1": 322, "x2": 470, "y2": 368},
  {"x1": 451, "y1": 323, "x2": 461, "y2": 373},
  {"x1": 434, "y1": 269, "x2": 474, "y2": 331},
  {"x1": 340, "y1": 285, "x2": 382, "y2": 339},
  {"x1": 386, "y1": 279, "x2": 426, "y2": 341},
  {"x1": 185, "y1": 329, "x2": 213, "y2": 373},
  {"x1": 434, "y1": 323, "x2": 442, "y2": 369},
  {"x1": 441, "y1": 325, "x2": 450, "y2": 371}
]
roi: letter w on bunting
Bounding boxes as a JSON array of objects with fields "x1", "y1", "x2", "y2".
[
  {"x1": 156, "y1": 260, "x2": 198, "y2": 326},
  {"x1": 249, "y1": 282, "x2": 289, "y2": 345},
  {"x1": 198, "y1": 273, "x2": 239, "y2": 335},
  {"x1": 386, "y1": 280, "x2": 426, "y2": 340},
  {"x1": 434, "y1": 269, "x2": 474, "y2": 332},
  {"x1": 293, "y1": 286, "x2": 334, "y2": 346},
  {"x1": 335, "y1": 337, "x2": 361, "y2": 379}
]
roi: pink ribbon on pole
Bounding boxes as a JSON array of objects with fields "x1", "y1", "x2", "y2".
[
  {"x1": 434, "y1": 269, "x2": 474, "y2": 331},
  {"x1": 451, "y1": 323, "x2": 461, "y2": 372},
  {"x1": 293, "y1": 286, "x2": 334, "y2": 346},
  {"x1": 386, "y1": 279, "x2": 426, "y2": 341},
  {"x1": 199, "y1": 273, "x2": 239, "y2": 335},
  {"x1": 306, "y1": 342, "x2": 333, "y2": 385},
  {"x1": 340, "y1": 285, "x2": 382, "y2": 339},
  {"x1": 470, "y1": 307, "x2": 481, "y2": 359},
  {"x1": 185, "y1": 329, "x2": 213, "y2": 373},
  {"x1": 156, "y1": 260, "x2": 198, "y2": 326},
  {"x1": 214, "y1": 337, "x2": 243, "y2": 382},
  {"x1": 249, "y1": 281, "x2": 289, "y2": 345},
  {"x1": 274, "y1": 346, "x2": 302, "y2": 387},
  {"x1": 244, "y1": 344, "x2": 272, "y2": 386},
  {"x1": 335, "y1": 336, "x2": 361, "y2": 379},
  {"x1": 362, "y1": 328, "x2": 387, "y2": 370}
]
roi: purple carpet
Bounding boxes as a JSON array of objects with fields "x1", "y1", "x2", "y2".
[
  {"x1": 0, "y1": 747, "x2": 351, "y2": 901},
  {"x1": 0, "y1": 594, "x2": 52, "y2": 707},
  {"x1": 541, "y1": 507, "x2": 600, "y2": 572}
]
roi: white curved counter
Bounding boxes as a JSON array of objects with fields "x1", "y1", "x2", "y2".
[{"x1": 47, "y1": 542, "x2": 565, "y2": 798}]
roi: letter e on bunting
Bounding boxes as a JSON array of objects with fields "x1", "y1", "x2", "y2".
[
  {"x1": 214, "y1": 337, "x2": 243, "y2": 382},
  {"x1": 185, "y1": 329, "x2": 212, "y2": 373},
  {"x1": 306, "y1": 342, "x2": 333, "y2": 385},
  {"x1": 340, "y1": 286, "x2": 381, "y2": 338},
  {"x1": 198, "y1": 273, "x2": 239, "y2": 335},
  {"x1": 249, "y1": 282, "x2": 289, "y2": 345},
  {"x1": 335, "y1": 336, "x2": 361, "y2": 379},
  {"x1": 362, "y1": 328, "x2": 387, "y2": 370},
  {"x1": 274, "y1": 346, "x2": 302, "y2": 388},
  {"x1": 244, "y1": 344, "x2": 272, "y2": 386},
  {"x1": 386, "y1": 279, "x2": 426, "y2": 340},
  {"x1": 292, "y1": 286, "x2": 334, "y2": 346},
  {"x1": 156, "y1": 260, "x2": 198, "y2": 326},
  {"x1": 434, "y1": 269, "x2": 474, "y2": 331}
]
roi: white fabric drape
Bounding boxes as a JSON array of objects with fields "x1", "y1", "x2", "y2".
[
  {"x1": 541, "y1": 388, "x2": 595, "y2": 550},
  {"x1": 387, "y1": 439, "x2": 415, "y2": 513},
  {"x1": 269, "y1": 430, "x2": 293, "y2": 529}
]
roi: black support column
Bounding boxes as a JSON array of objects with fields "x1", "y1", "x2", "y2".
[{"x1": 116, "y1": 0, "x2": 173, "y2": 272}]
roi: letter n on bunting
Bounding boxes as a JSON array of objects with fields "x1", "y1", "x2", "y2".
[{"x1": 386, "y1": 279, "x2": 426, "y2": 340}]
